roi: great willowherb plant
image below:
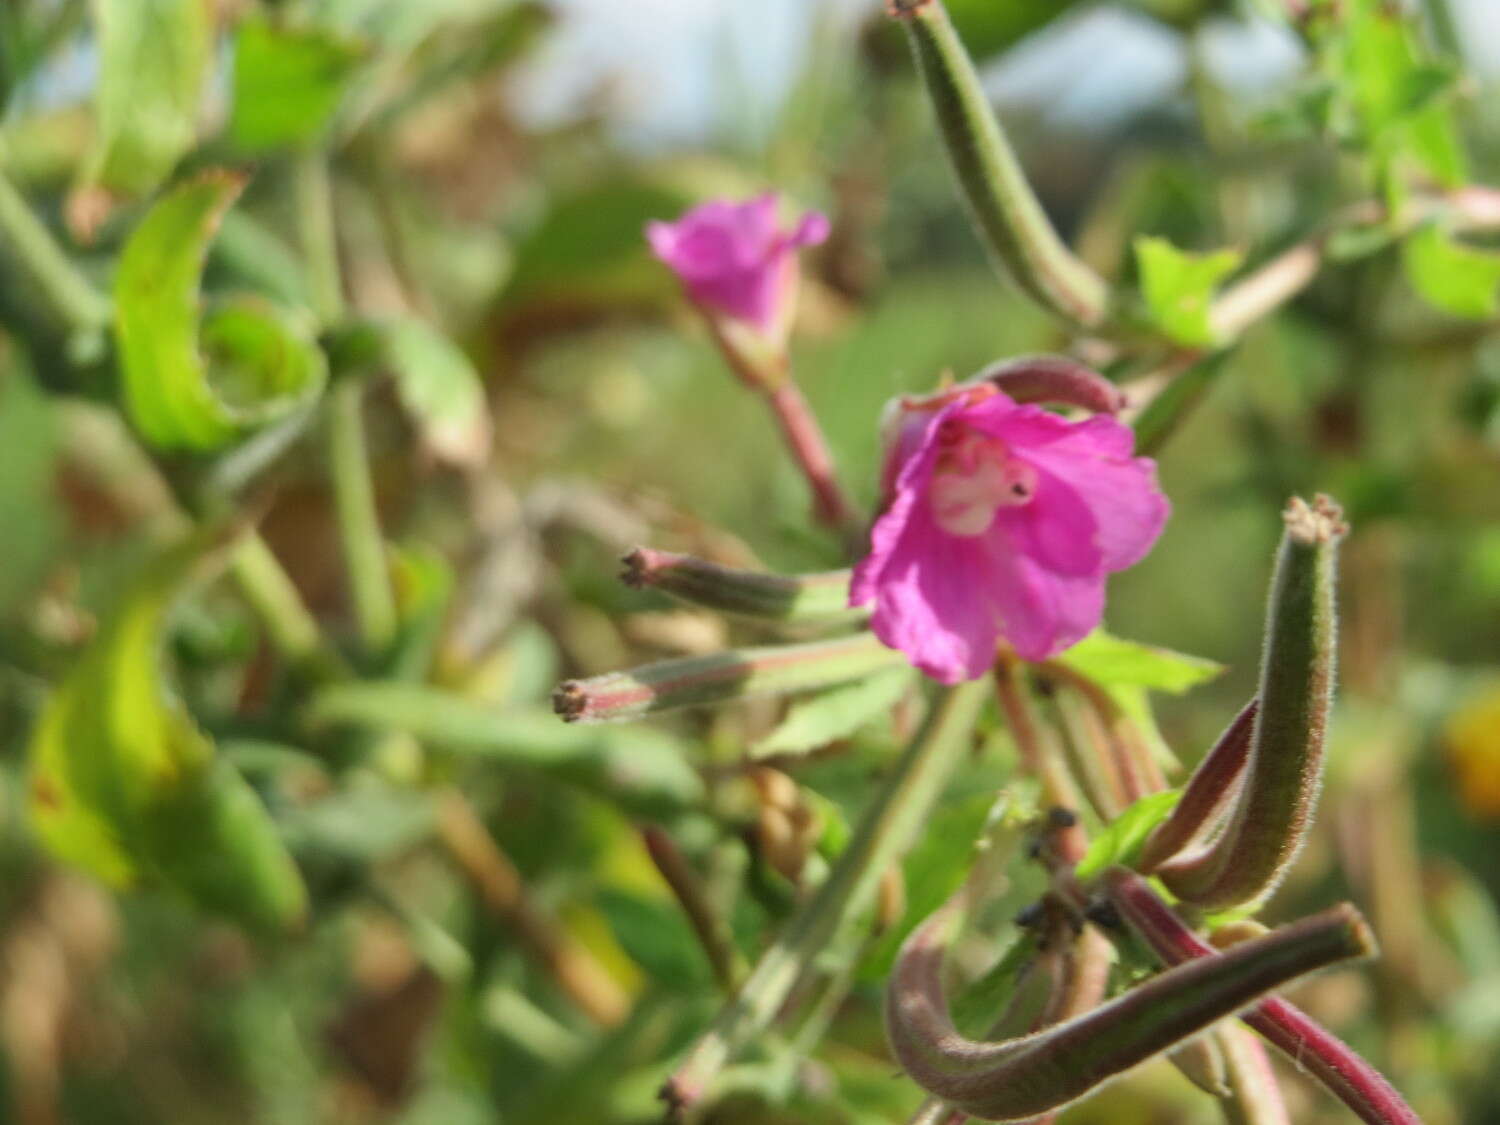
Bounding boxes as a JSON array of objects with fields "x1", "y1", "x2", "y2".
[
  {"x1": 550, "y1": 2, "x2": 1458, "y2": 1121},
  {"x1": 2, "y1": 0, "x2": 1495, "y2": 1120}
]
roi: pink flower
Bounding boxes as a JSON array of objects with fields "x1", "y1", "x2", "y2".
[
  {"x1": 646, "y1": 193, "x2": 829, "y2": 336},
  {"x1": 850, "y1": 383, "x2": 1169, "y2": 683}
]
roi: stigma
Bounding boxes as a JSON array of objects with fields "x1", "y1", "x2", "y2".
[{"x1": 928, "y1": 426, "x2": 1037, "y2": 536}]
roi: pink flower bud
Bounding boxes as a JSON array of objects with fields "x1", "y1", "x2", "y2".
[
  {"x1": 646, "y1": 193, "x2": 829, "y2": 338},
  {"x1": 851, "y1": 382, "x2": 1169, "y2": 682}
]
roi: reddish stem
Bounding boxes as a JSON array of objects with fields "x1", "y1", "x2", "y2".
[
  {"x1": 766, "y1": 381, "x2": 862, "y2": 548},
  {"x1": 1104, "y1": 868, "x2": 1422, "y2": 1125}
]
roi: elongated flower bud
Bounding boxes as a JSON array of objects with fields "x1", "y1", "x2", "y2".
[
  {"x1": 885, "y1": 887, "x2": 1373, "y2": 1121},
  {"x1": 554, "y1": 632, "x2": 906, "y2": 723},
  {"x1": 889, "y1": 1, "x2": 1109, "y2": 326},
  {"x1": 622, "y1": 548, "x2": 863, "y2": 624},
  {"x1": 1157, "y1": 497, "x2": 1346, "y2": 909}
]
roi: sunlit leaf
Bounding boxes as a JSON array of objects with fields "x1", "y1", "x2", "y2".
[
  {"x1": 1057, "y1": 630, "x2": 1224, "y2": 694},
  {"x1": 27, "y1": 534, "x2": 308, "y2": 929},
  {"x1": 752, "y1": 665, "x2": 915, "y2": 758},
  {"x1": 114, "y1": 172, "x2": 327, "y2": 451},
  {"x1": 1134, "y1": 236, "x2": 1242, "y2": 347},
  {"x1": 1074, "y1": 789, "x2": 1183, "y2": 882},
  {"x1": 1401, "y1": 223, "x2": 1500, "y2": 320},
  {"x1": 77, "y1": 0, "x2": 212, "y2": 200},
  {"x1": 229, "y1": 18, "x2": 367, "y2": 152}
]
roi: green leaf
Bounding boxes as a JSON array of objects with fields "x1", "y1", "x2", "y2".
[
  {"x1": 114, "y1": 172, "x2": 328, "y2": 451},
  {"x1": 1135, "y1": 236, "x2": 1242, "y2": 347},
  {"x1": 229, "y1": 18, "x2": 367, "y2": 152},
  {"x1": 751, "y1": 666, "x2": 915, "y2": 758},
  {"x1": 859, "y1": 791, "x2": 1008, "y2": 980},
  {"x1": 78, "y1": 0, "x2": 212, "y2": 198},
  {"x1": 1057, "y1": 631, "x2": 1224, "y2": 694},
  {"x1": 1074, "y1": 789, "x2": 1183, "y2": 882},
  {"x1": 1329, "y1": 0, "x2": 1468, "y2": 187},
  {"x1": 501, "y1": 180, "x2": 698, "y2": 311},
  {"x1": 304, "y1": 684, "x2": 703, "y2": 817},
  {"x1": 27, "y1": 534, "x2": 308, "y2": 930},
  {"x1": 331, "y1": 317, "x2": 490, "y2": 467},
  {"x1": 1401, "y1": 223, "x2": 1500, "y2": 319}
]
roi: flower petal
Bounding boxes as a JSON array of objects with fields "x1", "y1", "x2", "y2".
[{"x1": 981, "y1": 530, "x2": 1106, "y2": 661}]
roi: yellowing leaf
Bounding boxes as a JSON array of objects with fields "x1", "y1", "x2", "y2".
[
  {"x1": 28, "y1": 534, "x2": 307, "y2": 930},
  {"x1": 114, "y1": 173, "x2": 327, "y2": 451}
]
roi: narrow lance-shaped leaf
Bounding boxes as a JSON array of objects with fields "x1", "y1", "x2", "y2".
[
  {"x1": 891, "y1": 0, "x2": 1109, "y2": 327},
  {"x1": 28, "y1": 533, "x2": 308, "y2": 931},
  {"x1": 1104, "y1": 867, "x2": 1421, "y2": 1125},
  {"x1": 752, "y1": 665, "x2": 916, "y2": 758},
  {"x1": 306, "y1": 685, "x2": 702, "y2": 818},
  {"x1": 114, "y1": 172, "x2": 327, "y2": 452},
  {"x1": 885, "y1": 890, "x2": 1374, "y2": 1122},
  {"x1": 554, "y1": 632, "x2": 908, "y2": 724},
  {"x1": 1158, "y1": 496, "x2": 1345, "y2": 910}
]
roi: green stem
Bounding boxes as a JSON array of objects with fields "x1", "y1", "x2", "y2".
[
  {"x1": 892, "y1": 0, "x2": 1109, "y2": 327},
  {"x1": 0, "y1": 166, "x2": 110, "y2": 332},
  {"x1": 662, "y1": 678, "x2": 989, "y2": 1111},
  {"x1": 294, "y1": 147, "x2": 344, "y2": 326},
  {"x1": 327, "y1": 379, "x2": 396, "y2": 656},
  {"x1": 231, "y1": 533, "x2": 343, "y2": 680}
]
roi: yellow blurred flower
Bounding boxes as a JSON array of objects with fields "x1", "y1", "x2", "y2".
[{"x1": 1445, "y1": 686, "x2": 1500, "y2": 818}]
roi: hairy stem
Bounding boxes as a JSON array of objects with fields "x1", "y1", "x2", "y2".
[{"x1": 662, "y1": 678, "x2": 988, "y2": 1111}]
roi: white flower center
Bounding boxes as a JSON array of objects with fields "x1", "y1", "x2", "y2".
[{"x1": 928, "y1": 429, "x2": 1037, "y2": 537}]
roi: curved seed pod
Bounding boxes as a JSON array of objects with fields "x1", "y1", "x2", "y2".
[
  {"x1": 974, "y1": 355, "x2": 1125, "y2": 416},
  {"x1": 1104, "y1": 867, "x2": 1420, "y2": 1125},
  {"x1": 885, "y1": 889, "x2": 1374, "y2": 1121},
  {"x1": 1137, "y1": 698, "x2": 1258, "y2": 873},
  {"x1": 889, "y1": 1, "x2": 1110, "y2": 327},
  {"x1": 1158, "y1": 497, "x2": 1346, "y2": 909}
]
